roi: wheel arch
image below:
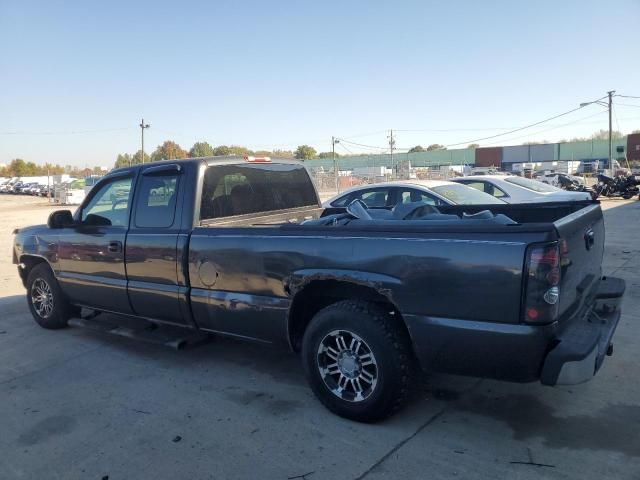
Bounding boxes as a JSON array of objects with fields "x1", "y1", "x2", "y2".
[
  {"x1": 287, "y1": 277, "x2": 411, "y2": 353},
  {"x1": 18, "y1": 254, "x2": 55, "y2": 287}
]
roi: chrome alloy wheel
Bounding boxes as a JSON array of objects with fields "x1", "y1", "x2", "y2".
[
  {"x1": 31, "y1": 278, "x2": 54, "y2": 319},
  {"x1": 317, "y1": 330, "x2": 378, "y2": 402}
]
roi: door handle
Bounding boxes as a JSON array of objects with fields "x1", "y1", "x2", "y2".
[{"x1": 108, "y1": 241, "x2": 122, "y2": 253}]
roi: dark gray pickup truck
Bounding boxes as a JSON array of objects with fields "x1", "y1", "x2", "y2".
[{"x1": 13, "y1": 156, "x2": 625, "y2": 421}]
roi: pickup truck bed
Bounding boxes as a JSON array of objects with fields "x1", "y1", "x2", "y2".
[{"x1": 13, "y1": 157, "x2": 626, "y2": 422}]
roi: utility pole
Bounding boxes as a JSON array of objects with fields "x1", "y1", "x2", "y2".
[
  {"x1": 388, "y1": 129, "x2": 395, "y2": 177},
  {"x1": 46, "y1": 163, "x2": 51, "y2": 204},
  {"x1": 580, "y1": 90, "x2": 617, "y2": 171},
  {"x1": 332, "y1": 136, "x2": 340, "y2": 193},
  {"x1": 139, "y1": 118, "x2": 150, "y2": 164},
  {"x1": 607, "y1": 90, "x2": 615, "y2": 169}
]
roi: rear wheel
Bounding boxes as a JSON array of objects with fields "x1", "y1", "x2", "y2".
[
  {"x1": 301, "y1": 300, "x2": 413, "y2": 422},
  {"x1": 26, "y1": 264, "x2": 76, "y2": 329}
]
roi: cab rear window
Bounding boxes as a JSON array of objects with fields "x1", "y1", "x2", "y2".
[{"x1": 200, "y1": 163, "x2": 318, "y2": 220}]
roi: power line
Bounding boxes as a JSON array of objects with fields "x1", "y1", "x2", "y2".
[
  {"x1": 340, "y1": 130, "x2": 389, "y2": 139},
  {"x1": 615, "y1": 102, "x2": 640, "y2": 109},
  {"x1": 481, "y1": 109, "x2": 608, "y2": 146},
  {"x1": 617, "y1": 95, "x2": 640, "y2": 99},
  {"x1": 337, "y1": 142, "x2": 356, "y2": 155},
  {"x1": 337, "y1": 138, "x2": 388, "y2": 152},
  {"x1": 0, "y1": 127, "x2": 134, "y2": 136},
  {"x1": 395, "y1": 127, "x2": 515, "y2": 133},
  {"x1": 444, "y1": 97, "x2": 608, "y2": 148},
  {"x1": 612, "y1": 101, "x2": 622, "y2": 136},
  {"x1": 337, "y1": 108, "x2": 613, "y2": 152}
]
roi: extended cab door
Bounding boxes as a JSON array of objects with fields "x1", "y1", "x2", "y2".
[
  {"x1": 125, "y1": 164, "x2": 190, "y2": 326},
  {"x1": 57, "y1": 174, "x2": 134, "y2": 314}
]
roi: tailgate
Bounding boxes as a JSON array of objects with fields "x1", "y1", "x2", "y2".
[{"x1": 553, "y1": 204, "x2": 604, "y2": 320}]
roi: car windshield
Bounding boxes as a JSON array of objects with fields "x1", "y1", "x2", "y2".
[
  {"x1": 431, "y1": 184, "x2": 504, "y2": 204},
  {"x1": 505, "y1": 176, "x2": 560, "y2": 193}
]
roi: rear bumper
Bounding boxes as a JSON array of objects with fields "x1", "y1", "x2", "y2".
[
  {"x1": 540, "y1": 276, "x2": 625, "y2": 385},
  {"x1": 404, "y1": 276, "x2": 625, "y2": 384}
]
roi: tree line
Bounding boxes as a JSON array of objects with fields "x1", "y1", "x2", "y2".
[
  {"x1": 114, "y1": 141, "x2": 340, "y2": 168},
  {"x1": 0, "y1": 158, "x2": 106, "y2": 178}
]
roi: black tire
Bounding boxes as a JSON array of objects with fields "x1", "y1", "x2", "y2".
[
  {"x1": 26, "y1": 263, "x2": 76, "y2": 329},
  {"x1": 301, "y1": 300, "x2": 413, "y2": 422}
]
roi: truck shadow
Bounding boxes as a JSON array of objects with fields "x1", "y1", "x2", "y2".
[{"x1": 57, "y1": 311, "x2": 640, "y2": 458}]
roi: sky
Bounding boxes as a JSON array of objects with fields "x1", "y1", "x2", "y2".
[{"x1": 1, "y1": 0, "x2": 639, "y2": 167}]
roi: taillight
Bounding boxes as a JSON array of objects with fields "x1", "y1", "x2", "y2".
[{"x1": 524, "y1": 242, "x2": 561, "y2": 324}]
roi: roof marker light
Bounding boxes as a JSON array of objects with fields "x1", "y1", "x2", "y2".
[{"x1": 244, "y1": 156, "x2": 271, "y2": 163}]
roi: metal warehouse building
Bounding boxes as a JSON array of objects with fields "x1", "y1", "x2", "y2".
[{"x1": 305, "y1": 133, "x2": 640, "y2": 172}]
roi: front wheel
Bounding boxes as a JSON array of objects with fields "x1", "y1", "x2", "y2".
[
  {"x1": 301, "y1": 300, "x2": 414, "y2": 422},
  {"x1": 26, "y1": 264, "x2": 76, "y2": 329}
]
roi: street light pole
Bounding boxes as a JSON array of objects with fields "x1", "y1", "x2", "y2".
[
  {"x1": 607, "y1": 90, "x2": 614, "y2": 169},
  {"x1": 579, "y1": 91, "x2": 616, "y2": 171},
  {"x1": 139, "y1": 118, "x2": 150, "y2": 164}
]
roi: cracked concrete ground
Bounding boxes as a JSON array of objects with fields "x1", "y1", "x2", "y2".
[{"x1": 0, "y1": 196, "x2": 638, "y2": 479}]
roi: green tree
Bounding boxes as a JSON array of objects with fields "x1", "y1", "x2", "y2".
[
  {"x1": 213, "y1": 145, "x2": 232, "y2": 156},
  {"x1": 115, "y1": 153, "x2": 132, "y2": 168},
  {"x1": 272, "y1": 149, "x2": 294, "y2": 158},
  {"x1": 294, "y1": 145, "x2": 317, "y2": 160},
  {"x1": 426, "y1": 144, "x2": 446, "y2": 151},
  {"x1": 467, "y1": 143, "x2": 479, "y2": 149},
  {"x1": 317, "y1": 151, "x2": 340, "y2": 159},
  {"x1": 189, "y1": 141, "x2": 215, "y2": 158},
  {"x1": 254, "y1": 150, "x2": 273, "y2": 156},
  {"x1": 151, "y1": 141, "x2": 188, "y2": 161},
  {"x1": 25, "y1": 162, "x2": 38, "y2": 175},
  {"x1": 228, "y1": 145, "x2": 253, "y2": 156},
  {"x1": 132, "y1": 150, "x2": 150, "y2": 164},
  {"x1": 408, "y1": 145, "x2": 425, "y2": 153},
  {"x1": 10, "y1": 158, "x2": 28, "y2": 176}
]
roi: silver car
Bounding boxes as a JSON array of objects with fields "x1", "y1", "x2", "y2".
[{"x1": 323, "y1": 180, "x2": 505, "y2": 208}]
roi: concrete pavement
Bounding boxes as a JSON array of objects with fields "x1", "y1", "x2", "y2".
[{"x1": 0, "y1": 199, "x2": 638, "y2": 479}]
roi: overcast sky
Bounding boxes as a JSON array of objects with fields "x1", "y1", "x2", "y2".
[{"x1": 1, "y1": 0, "x2": 639, "y2": 167}]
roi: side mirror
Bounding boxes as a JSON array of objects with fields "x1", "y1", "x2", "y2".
[{"x1": 48, "y1": 210, "x2": 75, "y2": 229}]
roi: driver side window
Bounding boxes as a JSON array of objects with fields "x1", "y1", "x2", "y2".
[{"x1": 81, "y1": 177, "x2": 133, "y2": 226}]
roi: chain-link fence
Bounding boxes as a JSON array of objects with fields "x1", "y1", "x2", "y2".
[{"x1": 308, "y1": 164, "x2": 466, "y2": 202}]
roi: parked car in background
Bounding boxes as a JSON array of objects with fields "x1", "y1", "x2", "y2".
[
  {"x1": 322, "y1": 180, "x2": 505, "y2": 209},
  {"x1": 16, "y1": 182, "x2": 38, "y2": 194},
  {"x1": 55, "y1": 179, "x2": 86, "y2": 205},
  {"x1": 451, "y1": 175, "x2": 592, "y2": 203}
]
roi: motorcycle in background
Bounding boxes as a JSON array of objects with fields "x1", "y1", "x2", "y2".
[
  {"x1": 556, "y1": 174, "x2": 599, "y2": 200},
  {"x1": 592, "y1": 173, "x2": 639, "y2": 200}
]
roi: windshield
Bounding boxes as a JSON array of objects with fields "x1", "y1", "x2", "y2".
[
  {"x1": 431, "y1": 184, "x2": 504, "y2": 204},
  {"x1": 505, "y1": 176, "x2": 560, "y2": 193}
]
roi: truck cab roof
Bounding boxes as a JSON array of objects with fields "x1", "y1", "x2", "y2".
[{"x1": 108, "y1": 155, "x2": 304, "y2": 177}]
